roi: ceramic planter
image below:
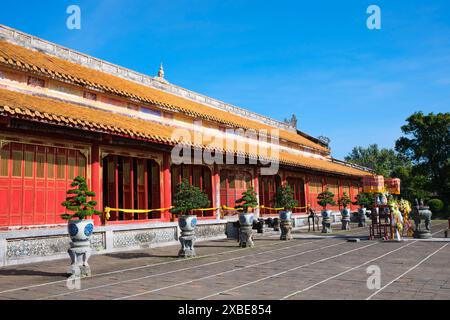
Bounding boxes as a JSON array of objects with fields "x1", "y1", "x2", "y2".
[
  {"x1": 239, "y1": 212, "x2": 254, "y2": 247},
  {"x1": 279, "y1": 210, "x2": 292, "y2": 221},
  {"x1": 341, "y1": 208, "x2": 351, "y2": 230},
  {"x1": 358, "y1": 208, "x2": 367, "y2": 227},
  {"x1": 67, "y1": 219, "x2": 94, "y2": 277},
  {"x1": 68, "y1": 219, "x2": 94, "y2": 243},
  {"x1": 321, "y1": 209, "x2": 332, "y2": 233},
  {"x1": 178, "y1": 214, "x2": 197, "y2": 257},
  {"x1": 178, "y1": 215, "x2": 198, "y2": 232},
  {"x1": 279, "y1": 210, "x2": 293, "y2": 240}
]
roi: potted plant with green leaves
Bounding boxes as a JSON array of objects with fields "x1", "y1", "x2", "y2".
[
  {"x1": 61, "y1": 176, "x2": 101, "y2": 277},
  {"x1": 338, "y1": 192, "x2": 352, "y2": 230},
  {"x1": 354, "y1": 192, "x2": 373, "y2": 227},
  {"x1": 235, "y1": 187, "x2": 258, "y2": 247},
  {"x1": 274, "y1": 184, "x2": 298, "y2": 240},
  {"x1": 317, "y1": 189, "x2": 336, "y2": 233},
  {"x1": 171, "y1": 179, "x2": 210, "y2": 257}
]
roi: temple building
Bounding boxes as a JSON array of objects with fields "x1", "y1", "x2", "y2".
[{"x1": 0, "y1": 25, "x2": 370, "y2": 266}]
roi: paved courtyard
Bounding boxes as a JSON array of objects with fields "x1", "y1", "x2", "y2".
[{"x1": 0, "y1": 221, "x2": 449, "y2": 300}]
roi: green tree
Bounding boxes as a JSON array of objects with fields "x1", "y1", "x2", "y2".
[
  {"x1": 170, "y1": 179, "x2": 210, "y2": 216},
  {"x1": 391, "y1": 166, "x2": 432, "y2": 202},
  {"x1": 317, "y1": 189, "x2": 336, "y2": 210},
  {"x1": 345, "y1": 144, "x2": 410, "y2": 177},
  {"x1": 338, "y1": 192, "x2": 352, "y2": 208},
  {"x1": 395, "y1": 112, "x2": 450, "y2": 204},
  {"x1": 274, "y1": 184, "x2": 299, "y2": 210},
  {"x1": 61, "y1": 176, "x2": 101, "y2": 220},
  {"x1": 235, "y1": 188, "x2": 259, "y2": 213}
]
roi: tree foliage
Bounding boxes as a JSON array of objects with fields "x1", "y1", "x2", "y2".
[
  {"x1": 395, "y1": 112, "x2": 450, "y2": 204},
  {"x1": 274, "y1": 184, "x2": 299, "y2": 210},
  {"x1": 353, "y1": 193, "x2": 374, "y2": 209},
  {"x1": 338, "y1": 192, "x2": 352, "y2": 208},
  {"x1": 235, "y1": 187, "x2": 258, "y2": 213},
  {"x1": 317, "y1": 189, "x2": 336, "y2": 209},
  {"x1": 170, "y1": 179, "x2": 210, "y2": 216},
  {"x1": 61, "y1": 176, "x2": 101, "y2": 221},
  {"x1": 345, "y1": 144, "x2": 410, "y2": 177}
]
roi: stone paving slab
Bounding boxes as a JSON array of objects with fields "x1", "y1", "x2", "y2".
[{"x1": 0, "y1": 221, "x2": 448, "y2": 300}]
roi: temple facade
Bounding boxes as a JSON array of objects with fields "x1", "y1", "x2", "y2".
[{"x1": 0, "y1": 25, "x2": 371, "y2": 266}]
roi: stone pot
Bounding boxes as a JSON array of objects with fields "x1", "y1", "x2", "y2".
[
  {"x1": 178, "y1": 215, "x2": 198, "y2": 232},
  {"x1": 279, "y1": 210, "x2": 293, "y2": 240},
  {"x1": 239, "y1": 212, "x2": 254, "y2": 248},
  {"x1": 412, "y1": 206, "x2": 432, "y2": 239},
  {"x1": 358, "y1": 208, "x2": 367, "y2": 227},
  {"x1": 68, "y1": 219, "x2": 94, "y2": 243},
  {"x1": 178, "y1": 214, "x2": 197, "y2": 257},
  {"x1": 341, "y1": 208, "x2": 351, "y2": 230},
  {"x1": 67, "y1": 219, "x2": 94, "y2": 277},
  {"x1": 321, "y1": 210, "x2": 332, "y2": 233}
]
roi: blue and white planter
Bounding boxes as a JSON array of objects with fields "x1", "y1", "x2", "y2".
[
  {"x1": 178, "y1": 214, "x2": 198, "y2": 257},
  {"x1": 321, "y1": 210, "x2": 332, "y2": 219},
  {"x1": 279, "y1": 210, "x2": 293, "y2": 240},
  {"x1": 279, "y1": 210, "x2": 292, "y2": 221},
  {"x1": 68, "y1": 219, "x2": 94, "y2": 243},
  {"x1": 238, "y1": 212, "x2": 255, "y2": 247},
  {"x1": 321, "y1": 210, "x2": 332, "y2": 233},
  {"x1": 358, "y1": 208, "x2": 367, "y2": 227},
  {"x1": 239, "y1": 212, "x2": 254, "y2": 227},
  {"x1": 67, "y1": 219, "x2": 94, "y2": 277},
  {"x1": 341, "y1": 208, "x2": 351, "y2": 230},
  {"x1": 341, "y1": 208, "x2": 351, "y2": 220},
  {"x1": 178, "y1": 215, "x2": 198, "y2": 232}
]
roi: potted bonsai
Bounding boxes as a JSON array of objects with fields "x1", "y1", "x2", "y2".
[
  {"x1": 171, "y1": 179, "x2": 210, "y2": 257},
  {"x1": 274, "y1": 185, "x2": 298, "y2": 240},
  {"x1": 317, "y1": 189, "x2": 336, "y2": 233},
  {"x1": 338, "y1": 192, "x2": 352, "y2": 230},
  {"x1": 61, "y1": 176, "x2": 101, "y2": 277},
  {"x1": 354, "y1": 192, "x2": 373, "y2": 227},
  {"x1": 235, "y1": 187, "x2": 258, "y2": 247}
]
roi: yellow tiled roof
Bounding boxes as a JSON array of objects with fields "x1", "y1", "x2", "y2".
[
  {"x1": 0, "y1": 40, "x2": 329, "y2": 153},
  {"x1": 0, "y1": 88, "x2": 369, "y2": 177}
]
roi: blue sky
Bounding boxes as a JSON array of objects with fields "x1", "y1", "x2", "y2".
[{"x1": 1, "y1": 0, "x2": 449, "y2": 159}]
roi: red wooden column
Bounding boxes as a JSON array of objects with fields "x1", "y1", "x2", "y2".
[
  {"x1": 213, "y1": 164, "x2": 221, "y2": 220},
  {"x1": 253, "y1": 167, "x2": 260, "y2": 218},
  {"x1": 305, "y1": 174, "x2": 310, "y2": 211},
  {"x1": 162, "y1": 153, "x2": 172, "y2": 222},
  {"x1": 91, "y1": 143, "x2": 102, "y2": 226}
]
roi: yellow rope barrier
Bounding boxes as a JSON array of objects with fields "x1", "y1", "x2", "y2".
[
  {"x1": 104, "y1": 204, "x2": 311, "y2": 221},
  {"x1": 104, "y1": 206, "x2": 174, "y2": 221}
]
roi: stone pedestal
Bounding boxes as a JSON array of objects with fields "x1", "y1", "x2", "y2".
[
  {"x1": 341, "y1": 218, "x2": 350, "y2": 230},
  {"x1": 178, "y1": 230, "x2": 196, "y2": 257},
  {"x1": 322, "y1": 217, "x2": 332, "y2": 233},
  {"x1": 358, "y1": 208, "x2": 367, "y2": 227},
  {"x1": 68, "y1": 241, "x2": 92, "y2": 277},
  {"x1": 412, "y1": 203, "x2": 432, "y2": 240},
  {"x1": 280, "y1": 220, "x2": 293, "y2": 240},
  {"x1": 239, "y1": 225, "x2": 254, "y2": 248}
]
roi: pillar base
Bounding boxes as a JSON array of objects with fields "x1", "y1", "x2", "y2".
[
  {"x1": 280, "y1": 220, "x2": 293, "y2": 240},
  {"x1": 239, "y1": 225, "x2": 254, "y2": 248},
  {"x1": 179, "y1": 231, "x2": 196, "y2": 258}
]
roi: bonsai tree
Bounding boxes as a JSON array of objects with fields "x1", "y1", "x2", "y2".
[
  {"x1": 235, "y1": 187, "x2": 258, "y2": 213},
  {"x1": 338, "y1": 192, "x2": 352, "y2": 209},
  {"x1": 274, "y1": 185, "x2": 299, "y2": 211},
  {"x1": 317, "y1": 189, "x2": 336, "y2": 210},
  {"x1": 353, "y1": 192, "x2": 373, "y2": 209},
  {"x1": 61, "y1": 176, "x2": 101, "y2": 220},
  {"x1": 170, "y1": 179, "x2": 210, "y2": 216}
]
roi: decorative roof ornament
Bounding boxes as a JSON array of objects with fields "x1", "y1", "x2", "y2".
[{"x1": 154, "y1": 62, "x2": 168, "y2": 84}]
